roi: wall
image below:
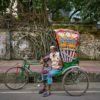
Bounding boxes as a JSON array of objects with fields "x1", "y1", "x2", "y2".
[
  {"x1": 80, "y1": 33, "x2": 100, "y2": 60},
  {"x1": 0, "y1": 31, "x2": 7, "y2": 59},
  {"x1": 11, "y1": 31, "x2": 33, "y2": 59},
  {"x1": 0, "y1": 28, "x2": 100, "y2": 60}
]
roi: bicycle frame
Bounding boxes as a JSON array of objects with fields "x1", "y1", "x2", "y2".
[{"x1": 21, "y1": 59, "x2": 42, "y2": 79}]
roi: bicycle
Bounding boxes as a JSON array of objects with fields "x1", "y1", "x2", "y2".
[{"x1": 4, "y1": 58, "x2": 42, "y2": 90}]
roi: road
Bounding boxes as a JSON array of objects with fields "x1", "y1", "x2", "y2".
[{"x1": 0, "y1": 90, "x2": 100, "y2": 100}]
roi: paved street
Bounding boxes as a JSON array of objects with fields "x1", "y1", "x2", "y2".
[
  {"x1": 0, "y1": 82, "x2": 100, "y2": 91},
  {"x1": 0, "y1": 82, "x2": 100, "y2": 100},
  {"x1": 0, "y1": 90, "x2": 100, "y2": 100}
]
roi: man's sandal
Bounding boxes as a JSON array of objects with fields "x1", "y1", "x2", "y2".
[{"x1": 42, "y1": 91, "x2": 51, "y2": 97}]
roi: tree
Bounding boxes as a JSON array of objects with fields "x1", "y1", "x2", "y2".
[
  {"x1": 80, "y1": 0, "x2": 100, "y2": 23},
  {"x1": 47, "y1": 0, "x2": 71, "y2": 20},
  {"x1": 47, "y1": 0, "x2": 100, "y2": 23},
  {"x1": 0, "y1": 0, "x2": 10, "y2": 15},
  {"x1": 68, "y1": 0, "x2": 100, "y2": 23}
]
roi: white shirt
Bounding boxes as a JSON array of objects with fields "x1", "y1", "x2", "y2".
[{"x1": 50, "y1": 52, "x2": 61, "y2": 69}]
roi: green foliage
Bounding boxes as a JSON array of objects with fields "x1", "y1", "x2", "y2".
[
  {"x1": 47, "y1": 0, "x2": 100, "y2": 23},
  {"x1": 0, "y1": 0, "x2": 99, "y2": 23},
  {"x1": 20, "y1": 0, "x2": 43, "y2": 12},
  {"x1": 80, "y1": 0, "x2": 100, "y2": 22},
  {"x1": 0, "y1": 0, "x2": 10, "y2": 14},
  {"x1": 67, "y1": 0, "x2": 100, "y2": 23},
  {"x1": 48, "y1": 0, "x2": 71, "y2": 13}
]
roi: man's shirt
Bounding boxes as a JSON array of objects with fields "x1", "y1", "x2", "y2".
[{"x1": 50, "y1": 52, "x2": 61, "y2": 69}]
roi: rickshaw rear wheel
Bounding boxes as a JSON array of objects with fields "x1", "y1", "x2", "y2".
[{"x1": 62, "y1": 68, "x2": 89, "y2": 96}]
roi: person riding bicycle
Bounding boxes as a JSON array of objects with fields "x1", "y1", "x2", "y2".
[{"x1": 39, "y1": 45, "x2": 63, "y2": 97}]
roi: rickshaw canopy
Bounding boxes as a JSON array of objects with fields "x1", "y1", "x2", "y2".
[{"x1": 54, "y1": 29, "x2": 79, "y2": 63}]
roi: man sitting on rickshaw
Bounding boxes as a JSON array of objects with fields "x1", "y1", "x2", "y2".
[{"x1": 39, "y1": 45, "x2": 62, "y2": 97}]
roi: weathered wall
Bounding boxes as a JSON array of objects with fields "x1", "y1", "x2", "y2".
[
  {"x1": 0, "y1": 28, "x2": 100, "y2": 60},
  {"x1": 0, "y1": 31, "x2": 7, "y2": 59},
  {"x1": 79, "y1": 33, "x2": 100, "y2": 60},
  {"x1": 11, "y1": 31, "x2": 33, "y2": 59}
]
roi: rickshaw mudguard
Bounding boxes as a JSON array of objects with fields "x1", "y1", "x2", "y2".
[{"x1": 62, "y1": 65, "x2": 80, "y2": 75}]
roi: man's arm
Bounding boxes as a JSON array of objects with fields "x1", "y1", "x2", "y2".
[
  {"x1": 40, "y1": 54, "x2": 50, "y2": 63},
  {"x1": 43, "y1": 55, "x2": 50, "y2": 60},
  {"x1": 58, "y1": 59, "x2": 63, "y2": 68}
]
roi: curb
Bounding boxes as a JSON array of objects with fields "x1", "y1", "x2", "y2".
[
  {"x1": 0, "y1": 82, "x2": 100, "y2": 91},
  {"x1": 0, "y1": 72, "x2": 100, "y2": 83}
]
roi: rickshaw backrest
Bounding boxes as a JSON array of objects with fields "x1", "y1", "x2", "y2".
[{"x1": 54, "y1": 29, "x2": 79, "y2": 64}]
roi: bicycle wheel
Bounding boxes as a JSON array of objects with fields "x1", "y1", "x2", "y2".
[
  {"x1": 62, "y1": 68, "x2": 89, "y2": 96},
  {"x1": 5, "y1": 67, "x2": 28, "y2": 90}
]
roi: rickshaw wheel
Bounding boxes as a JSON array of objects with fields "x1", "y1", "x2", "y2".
[{"x1": 62, "y1": 68, "x2": 89, "y2": 96}]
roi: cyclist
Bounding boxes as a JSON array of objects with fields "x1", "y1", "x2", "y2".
[{"x1": 39, "y1": 45, "x2": 62, "y2": 97}]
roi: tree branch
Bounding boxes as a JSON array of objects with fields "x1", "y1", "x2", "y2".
[{"x1": 69, "y1": 9, "x2": 80, "y2": 19}]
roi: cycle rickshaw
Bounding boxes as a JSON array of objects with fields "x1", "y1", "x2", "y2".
[{"x1": 4, "y1": 29, "x2": 89, "y2": 96}]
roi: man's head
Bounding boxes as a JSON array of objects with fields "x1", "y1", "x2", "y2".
[{"x1": 50, "y1": 46, "x2": 56, "y2": 53}]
